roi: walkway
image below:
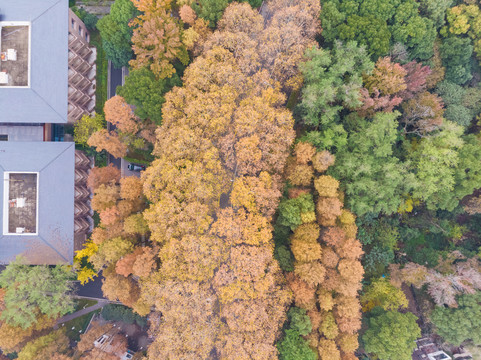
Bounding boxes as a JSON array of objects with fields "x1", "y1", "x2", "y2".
[{"x1": 55, "y1": 300, "x2": 109, "y2": 327}]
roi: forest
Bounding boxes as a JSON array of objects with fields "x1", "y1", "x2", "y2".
[{"x1": 2, "y1": 0, "x2": 481, "y2": 359}]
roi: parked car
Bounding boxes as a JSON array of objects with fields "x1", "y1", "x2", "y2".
[{"x1": 127, "y1": 163, "x2": 146, "y2": 171}]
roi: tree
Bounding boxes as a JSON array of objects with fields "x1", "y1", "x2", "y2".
[
  {"x1": 331, "y1": 112, "x2": 415, "y2": 216},
  {"x1": 418, "y1": 0, "x2": 453, "y2": 29},
  {"x1": 440, "y1": 37, "x2": 473, "y2": 84},
  {"x1": 338, "y1": 15, "x2": 391, "y2": 57},
  {"x1": 298, "y1": 41, "x2": 374, "y2": 127},
  {"x1": 191, "y1": 0, "x2": 229, "y2": 27},
  {"x1": 401, "y1": 91, "x2": 444, "y2": 135},
  {"x1": 103, "y1": 95, "x2": 139, "y2": 134},
  {"x1": 408, "y1": 121, "x2": 465, "y2": 211},
  {"x1": 361, "y1": 278, "x2": 408, "y2": 312},
  {"x1": 74, "y1": 114, "x2": 105, "y2": 146},
  {"x1": 362, "y1": 309, "x2": 421, "y2": 360},
  {"x1": 364, "y1": 57, "x2": 407, "y2": 96},
  {"x1": 116, "y1": 67, "x2": 181, "y2": 123},
  {"x1": 277, "y1": 194, "x2": 316, "y2": 230},
  {"x1": 321, "y1": 0, "x2": 435, "y2": 58},
  {"x1": 17, "y1": 329, "x2": 69, "y2": 360},
  {"x1": 318, "y1": 338, "x2": 341, "y2": 360},
  {"x1": 130, "y1": 6, "x2": 188, "y2": 79},
  {"x1": 0, "y1": 257, "x2": 75, "y2": 328},
  {"x1": 96, "y1": 0, "x2": 138, "y2": 68},
  {"x1": 277, "y1": 329, "x2": 317, "y2": 360},
  {"x1": 88, "y1": 129, "x2": 128, "y2": 158},
  {"x1": 431, "y1": 292, "x2": 481, "y2": 346},
  {"x1": 91, "y1": 182, "x2": 120, "y2": 212},
  {"x1": 399, "y1": 61, "x2": 432, "y2": 100},
  {"x1": 87, "y1": 164, "x2": 120, "y2": 191}
]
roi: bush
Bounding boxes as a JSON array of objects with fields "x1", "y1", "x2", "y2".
[{"x1": 101, "y1": 304, "x2": 147, "y2": 328}]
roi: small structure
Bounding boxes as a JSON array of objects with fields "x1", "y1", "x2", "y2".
[
  {"x1": 412, "y1": 338, "x2": 452, "y2": 360},
  {"x1": 93, "y1": 328, "x2": 134, "y2": 359}
]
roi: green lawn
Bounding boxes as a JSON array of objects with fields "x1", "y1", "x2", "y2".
[
  {"x1": 89, "y1": 29, "x2": 108, "y2": 115},
  {"x1": 75, "y1": 299, "x2": 98, "y2": 311},
  {"x1": 63, "y1": 309, "x2": 101, "y2": 342}
]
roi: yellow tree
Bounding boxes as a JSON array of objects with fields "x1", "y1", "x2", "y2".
[{"x1": 130, "y1": 5, "x2": 188, "y2": 79}]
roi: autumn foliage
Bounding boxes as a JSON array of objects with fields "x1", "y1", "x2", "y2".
[
  {"x1": 281, "y1": 141, "x2": 364, "y2": 359},
  {"x1": 136, "y1": 0, "x2": 321, "y2": 358}
]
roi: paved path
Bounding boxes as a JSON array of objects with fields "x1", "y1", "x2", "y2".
[{"x1": 55, "y1": 300, "x2": 109, "y2": 327}]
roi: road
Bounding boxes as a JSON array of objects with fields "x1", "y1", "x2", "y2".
[
  {"x1": 75, "y1": 270, "x2": 107, "y2": 299},
  {"x1": 107, "y1": 62, "x2": 140, "y2": 177},
  {"x1": 109, "y1": 61, "x2": 123, "y2": 98}
]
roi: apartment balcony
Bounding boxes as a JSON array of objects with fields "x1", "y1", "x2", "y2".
[
  {"x1": 67, "y1": 104, "x2": 84, "y2": 123},
  {"x1": 87, "y1": 84, "x2": 96, "y2": 97},
  {"x1": 74, "y1": 217, "x2": 90, "y2": 235},
  {"x1": 75, "y1": 150, "x2": 91, "y2": 169},
  {"x1": 86, "y1": 98, "x2": 96, "y2": 113},
  {"x1": 75, "y1": 169, "x2": 89, "y2": 185},
  {"x1": 87, "y1": 49, "x2": 97, "y2": 65},
  {"x1": 75, "y1": 186, "x2": 90, "y2": 201}
]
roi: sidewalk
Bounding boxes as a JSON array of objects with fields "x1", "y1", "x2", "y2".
[{"x1": 55, "y1": 300, "x2": 109, "y2": 328}]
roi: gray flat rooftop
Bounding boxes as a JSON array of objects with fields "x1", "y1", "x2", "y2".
[
  {"x1": 0, "y1": 141, "x2": 75, "y2": 265},
  {"x1": 0, "y1": 0, "x2": 68, "y2": 123},
  {"x1": 0, "y1": 124, "x2": 43, "y2": 141}
]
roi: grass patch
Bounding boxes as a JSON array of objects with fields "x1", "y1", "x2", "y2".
[
  {"x1": 63, "y1": 309, "x2": 101, "y2": 342},
  {"x1": 89, "y1": 29, "x2": 108, "y2": 115},
  {"x1": 75, "y1": 299, "x2": 98, "y2": 311},
  {"x1": 124, "y1": 155, "x2": 151, "y2": 166}
]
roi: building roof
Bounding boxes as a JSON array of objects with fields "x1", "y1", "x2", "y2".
[
  {"x1": 0, "y1": 0, "x2": 68, "y2": 123},
  {"x1": 0, "y1": 141, "x2": 75, "y2": 264}
]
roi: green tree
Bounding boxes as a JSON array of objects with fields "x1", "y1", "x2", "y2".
[
  {"x1": 390, "y1": 0, "x2": 436, "y2": 60},
  {"x1": 96, "y1": 0, "x2": 139, "y2": 68},
  {"x1": 322, "y1": 0, "x2": 436, "y2": 59},
  {"x1": 192, "y1": 0, "x2": 229, "y2": 28},
  {"x1": 362, "y1": 309, "x2": 421, "y2": 360},
  {"x1": 431, "y1": 293, "x2": 481, "y2": 346},
  {"x1": 299, "y1": 41, "x2": 374, "y2": 127},
  {"x1": 72, "y1": 7, "x2": 98, "y2": 30},
  {"x1": 277, "y1": 194, "x2": 315, "y2": 230},
  {"x1": 0, "y1": 257, "x2": 75, "y2": 328},
  {"x1": 330, "y1": 112, "x2": 415, "y2": 216},
  {"x1": 361, "y1": 278, "x2": 408, "y2": 311},
  {"x1": 116, "y1": 67, "x2": 181, "y2": 124},
  {"x1": 74, "y1": 113, "x2": 105, "y2": 146},
  {"x1": 407, "y1": 121, "x2": 465, "y2": 211},
  {"x1": 338, "y1": 15, "x2": 391, "y2": 57},
  {"x1": 277, "y1": 329, "x2": 317, "y2": 360},
  {"x1": 418, "y1": 0, "x2": 453, "y2": 29},
  {"x1": 440, "y1": 37, "x2": 473, "y2": 85},
  {"x1": 287, "y1": 307, "x2": 312, "y2": 336}
]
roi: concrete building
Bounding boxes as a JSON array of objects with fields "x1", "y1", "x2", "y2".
[
  {"x1": 68, "y1": 9, "x2": 96, "y2": 123},
  {"x1": 0, "y1": 0, "x2": 95, "y2": 264},
  {"x1": 0, "y1": 142, "x2": 75, "y2": 264}
]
